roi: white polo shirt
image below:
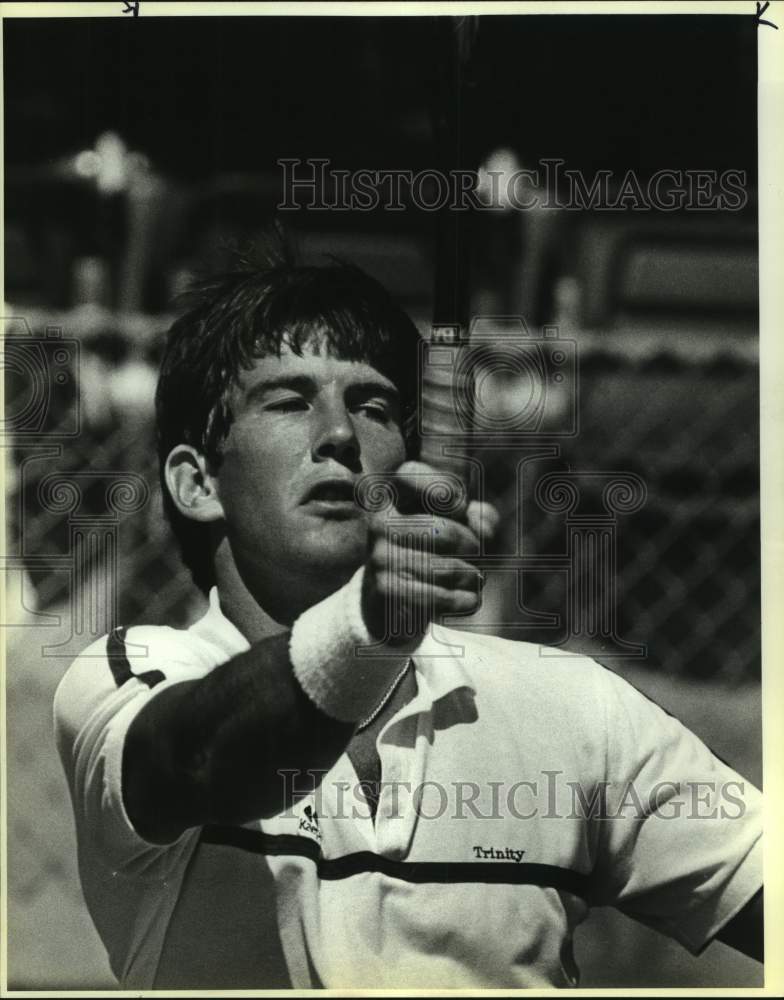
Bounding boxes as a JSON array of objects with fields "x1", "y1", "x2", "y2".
[{"x1": 54, "y1": 588, "x2": 763, "y2": 989}]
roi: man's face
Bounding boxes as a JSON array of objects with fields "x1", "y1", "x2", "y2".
[{"x1": 212, "y1": 335, "x2": 407, "y2": 604}]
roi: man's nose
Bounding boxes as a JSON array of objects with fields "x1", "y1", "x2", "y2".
[{"x1": 311, "y1": 405, "x2": 361, "y2": 469}]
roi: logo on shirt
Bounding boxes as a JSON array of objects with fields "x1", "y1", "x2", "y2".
[
  {"x1": 472, "y1": 845, "x2": 526, "y2": 863},
  {"x1": 298, "y1": 804, "x2": 322, "y2": 842}
]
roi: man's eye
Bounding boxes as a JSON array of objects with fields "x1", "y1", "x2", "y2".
[
  {"x1": 267, "y1": 397, "x2": 307, "y2": 412},
  {"x1": 357, "y1": 402, "x2": 390, "y2": 422}
]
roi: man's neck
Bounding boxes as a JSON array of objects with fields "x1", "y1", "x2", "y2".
[
  {"x1": 213, "y1": 546, "x2": 289, "y2": 643},
  {"x1": 212, "y1": 538, "x2": 355, "y2": 642}
]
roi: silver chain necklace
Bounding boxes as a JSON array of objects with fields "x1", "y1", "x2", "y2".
[{"x1": 356, "y1": 659, "x2": 412, "y2": 732}]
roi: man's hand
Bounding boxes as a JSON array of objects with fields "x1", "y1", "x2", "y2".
[{"x1": 360, "y1": 461, "x2": 499, "y2": 645}]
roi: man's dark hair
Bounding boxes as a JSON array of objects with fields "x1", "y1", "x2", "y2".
[{"x1": 156, "y1": 248, "x2": 422, "y2": 594}]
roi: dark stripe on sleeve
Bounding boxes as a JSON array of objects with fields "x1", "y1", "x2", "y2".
[
  {"x1": 137, "y1": 669, "x2": 167, "y2": 688},
  {"x1": 107, "y1": 626, "x2": 133, "y2": 687},
  {"x1": 200, "y1": 826, "x2": 592, "y2": 899},
  {"x1": 106, "y1": 627, "x2": 166, "y2": 689}
]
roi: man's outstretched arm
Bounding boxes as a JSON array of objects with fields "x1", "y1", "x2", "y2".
[
  {"x1": 122, "y1": 629, "x2": 356, "y2": 843},
  {"x1": 123, "y1": 463, "x2": 492, "y2": 845}
]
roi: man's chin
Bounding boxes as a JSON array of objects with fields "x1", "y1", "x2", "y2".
[
  {"x1": 296, "y1": 521, "x2": 367, "y2": 573},
  {"x1": 289, "y1": 547, "x2": 364, "y2": 613}
]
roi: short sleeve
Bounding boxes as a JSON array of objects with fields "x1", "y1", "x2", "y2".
[
  {"x1": 53, "y1": 625, "x2": 213, "y2": 873},
  {"x1": 590, "y1": 665, "x2": 762, "y2": 954}
]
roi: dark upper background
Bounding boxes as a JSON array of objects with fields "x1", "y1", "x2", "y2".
[{"x1": 6, "y1": 14, "x2": 756, "y2": 179}]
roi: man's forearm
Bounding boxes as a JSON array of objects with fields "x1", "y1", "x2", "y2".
[{"x1": 122, "y1": 630, "x2": 355, "y2": 843}]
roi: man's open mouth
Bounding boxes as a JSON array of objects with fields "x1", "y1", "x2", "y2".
[{"x1": 304, "y1": 480, "x2": 357, "y2": 504}]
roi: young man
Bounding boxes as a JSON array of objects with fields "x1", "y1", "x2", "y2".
[{"x1": 55, "y1": 255, "x2": 763, "y2": 989}]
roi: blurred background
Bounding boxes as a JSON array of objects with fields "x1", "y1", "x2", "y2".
[{"x1": 4, "y1": 11, "x2": 761, "y2": 990}]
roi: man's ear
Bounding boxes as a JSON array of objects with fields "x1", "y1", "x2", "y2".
[{"x1": 164, "y1": 445, "x2": 224, "y2": 523}]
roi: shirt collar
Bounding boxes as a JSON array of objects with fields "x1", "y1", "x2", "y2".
[
  {"x1": 411, "y1": 623, "x2": 477, "y2": 706},
  {"x1": 188, "y1": 586, "x2": 251, "y2": 661}
]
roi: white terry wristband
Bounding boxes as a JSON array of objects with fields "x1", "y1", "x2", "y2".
[{"x1": 289, "y1": 566, "x2": 411, "y2": 724}]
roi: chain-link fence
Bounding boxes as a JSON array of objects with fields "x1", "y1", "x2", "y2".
[{"x1": 473, "y1": 343, "x2": 759, "y2": 682}]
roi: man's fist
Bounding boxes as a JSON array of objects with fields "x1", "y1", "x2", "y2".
[{"x1": 359, "y1": 461, "x2": 499, "y2": 646}]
